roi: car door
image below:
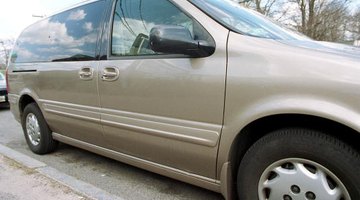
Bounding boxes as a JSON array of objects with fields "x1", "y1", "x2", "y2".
[
  {"x1": 98, "y1": 0, "x2": 229, "y2": 178},
  {"x1": 32, "y1": 1, "x2": 107, "y2": 146}
]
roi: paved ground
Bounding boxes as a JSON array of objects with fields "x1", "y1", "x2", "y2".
[
  {"x1": 0, "y1": 155, "x2": 88, "y2": 200},
  {"x1": 0, "y1": 105, "x2": 223, "y2": 200}
]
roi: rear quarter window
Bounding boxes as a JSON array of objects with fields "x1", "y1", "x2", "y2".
[{"x1": 12, "y1": 0, "x2": 106, "y2": 63}]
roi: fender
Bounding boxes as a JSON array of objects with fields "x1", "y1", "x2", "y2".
[
  {"x1": 10, "y1": 88, "x2": 41, "y2": 122},
  {"x1": 217, "y1": 96, "x2": 360, "y2": 198}
]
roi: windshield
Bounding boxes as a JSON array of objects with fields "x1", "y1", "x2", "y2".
[{"x1": 189, "y1": 0, "x2": 308, "y2": 40}]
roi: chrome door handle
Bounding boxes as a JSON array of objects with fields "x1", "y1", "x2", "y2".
[
  {"x1": 102, "y1": 67, "x2": 119, "y2": 81},
  {"x1": 79, "y1": 67, "x2": 93, "y2": 80}
]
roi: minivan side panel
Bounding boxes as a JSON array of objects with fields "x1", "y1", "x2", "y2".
[
  {"x1": 98, "y1": 0, "x2": 229, "y2": 179},
  {"x1": 7, "y1": 64, "x2": 41, "y2": 121},
  {"x1": 8, "y1": 62, "x2": 105, "y2": 146},
  {"x1": 36, "y1": 62, "x2": 106, "y2": 146},
  {"x1": 217, "y1": 32, "x2": 360, "y2": 179},
  {"x1": 9, "y1": 0, "x2": 109, "y2": 147}
]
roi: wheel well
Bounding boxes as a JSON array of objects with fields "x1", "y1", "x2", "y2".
[
  {"x1": 19, "y1": 95, "x2": 36, "y2": 117},
  {"x1": 230, "y1": 114, "x2": 360, "y2": 185}
]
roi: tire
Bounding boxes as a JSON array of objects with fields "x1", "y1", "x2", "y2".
[
  {"x1": 237, "y1": 128, "x2": 360, "y2": 200},
  {"x1": 21, "y1": 103, "x2": 58, "y2": 154}
]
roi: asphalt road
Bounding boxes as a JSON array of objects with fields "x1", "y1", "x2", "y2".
[{"x1": 0, "y1": 105, "x2": 223, "y2": 200}]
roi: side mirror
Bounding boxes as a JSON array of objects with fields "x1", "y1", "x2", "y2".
[{"x1": 149, "y1": 25, "x2": 215, "y2": 58}]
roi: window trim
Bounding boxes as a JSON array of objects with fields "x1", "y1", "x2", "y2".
[{"x1": 107, "y1": 0, "x2": 215, "y2": 60}]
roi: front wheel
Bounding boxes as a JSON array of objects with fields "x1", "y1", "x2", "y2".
[
  {"x1": 237, "y1": 128, "x2": 360, "y2": 200},
  {"x1": 21, "y1": 103, "x2": 58, "y2": 154}
]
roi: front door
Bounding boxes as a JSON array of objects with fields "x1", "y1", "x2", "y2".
[{"x1": 98, "y1": 0, "x2": 228, "y2": 178}]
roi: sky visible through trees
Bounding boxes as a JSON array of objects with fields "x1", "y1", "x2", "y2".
[{"x1": 238, "y1": 0, "x2": 360, "y2": 42}]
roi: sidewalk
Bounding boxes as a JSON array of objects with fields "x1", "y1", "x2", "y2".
[
  {"x1": 0, "y1": 155, "x2": 88, "y2": 200},
  {"x1": 0, "y1": 144, "x2": 123, "y2": 200}
]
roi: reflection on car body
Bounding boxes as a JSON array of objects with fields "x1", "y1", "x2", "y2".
[
  {"x1": 0, "y1": 73, "x2": 8, "y2": 104},
  {"x1": 7, "y1": 0, "x2": 360, "y2": 199}
]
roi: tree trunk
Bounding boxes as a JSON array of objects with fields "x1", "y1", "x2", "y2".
[
  {"x1": 307, "y1": 0, "x2": 316, "y2": 37},
  {"x1": 255, "y1": 0, "x2": 263, "y2": 14},
  {"x1": 300, "y1": 0, "x2": 306, "y2": 33}
]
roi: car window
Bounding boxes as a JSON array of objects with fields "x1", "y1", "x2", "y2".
[
  {"x1": 111, "y1": 0, "x2": 214, "y2": 57},
  {"x1": 0, "y1": 73, "x2": 4, "y2": 80},
  {"x1": 12, "y1": 0, "x2": 106, "y2": 63},
  {"x1": 190, "y1": 0, "x2": 309, "y2": 40}
]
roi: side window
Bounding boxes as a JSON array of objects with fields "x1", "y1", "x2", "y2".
[
  {"x1": 111, "y1": 0, "x2": 213, "y2": 57},
  {"x1": 13, "y1": 1, "x2": 105, "y2": 63}
]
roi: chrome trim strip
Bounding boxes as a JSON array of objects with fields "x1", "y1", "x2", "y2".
[
  {"x1": 102, "y1": 108, "x2": 221, "y2": 147},
  {"x1": 102, "y1": 119, "x2": 216, "y2": 147},
  {"x1": 45, "y1": 109, "x2": 100, "y2": 123},
  {"x1": 52, "y1": 133, "x2": 221, "y2": 192},
  {"x1": 40, "y1": 100, "x2": 100, "y2": 113},
  {"x1": 101, "y1": 108, "x2": 221, "y2": 131},
  {"x1": 40, "y1": 99, "x2": 221, "y2": 147},
  {"x1": 41, "y1": 100, "x2": 100, "y2": 123}
]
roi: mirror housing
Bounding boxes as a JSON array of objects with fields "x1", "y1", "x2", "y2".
[{"x1": 149, "y1": 25, "x2": 215, "y2": 58}]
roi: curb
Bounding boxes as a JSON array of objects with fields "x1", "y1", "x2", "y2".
[{"x1": 0, "y1": 144, "x2": 124, "y2": 200}]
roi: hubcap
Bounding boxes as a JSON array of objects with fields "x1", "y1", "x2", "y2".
[
  {"x1": 258, "y1": 158, "x2": 350, "y2": 200},
  {"x1": 26, "y1": 113, "x2": 41, "y2": 146}
]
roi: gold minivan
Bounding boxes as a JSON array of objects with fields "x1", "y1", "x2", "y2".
[{"x1": 7, "y1": 0, "x2": 360, "y2": 199}]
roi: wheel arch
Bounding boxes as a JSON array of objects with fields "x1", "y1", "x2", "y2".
[
  {"x1": 19, "y1": 94, "x2": 37, "y2": 117},
  {"x1": 227, "y1": 114, "x2": 360, "y2": 198}
]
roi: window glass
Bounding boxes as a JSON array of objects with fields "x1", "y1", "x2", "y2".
[
  {"x1": 111, "y1": 0, "x2": 214, "y2": 56},
  {"x1": 13, "y1": 1, "x2": 105, "y2": 63},
  {"x1": 190, "y1": 0, "x2": 309, "y2": 40},
  {"x1": 0, "y1": 73, "x2": 4, "y2": 80}
]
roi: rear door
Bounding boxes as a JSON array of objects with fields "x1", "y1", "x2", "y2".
[
  {"x1": 12, "y1": 1, "x2": 108, "y2": 146},
  {"x1": 98, "y1": 0, "x2": 229, "y2": 178}
]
